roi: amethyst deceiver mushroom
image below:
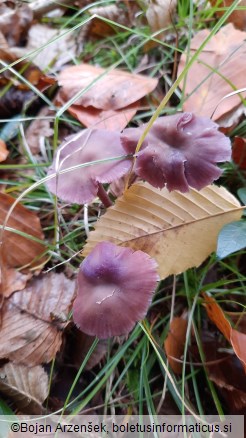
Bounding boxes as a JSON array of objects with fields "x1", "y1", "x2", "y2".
[
  {"x1": 121, "y1": 112, "x2": 231, "y2": 192},
  {"x1": 73, "y1": 241, "x2": 159, "y2": 338},
  {"x1": 46, "y1": 129, "x2": 132, "y2": 205}
]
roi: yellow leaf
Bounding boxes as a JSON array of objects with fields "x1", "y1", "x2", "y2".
[{"x1": 83, "y1": 182, "x2": 242, "y2": 279}]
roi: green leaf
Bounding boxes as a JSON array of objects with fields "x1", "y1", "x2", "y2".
[
  {"x1": 216, "y1": 220, "x2": 246, "y2": 259},
  {"x1": 238, "y1": 188, "x2": 246, "y2": 205}
]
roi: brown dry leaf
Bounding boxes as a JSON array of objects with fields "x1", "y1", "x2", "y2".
[
  {"x1": 12, "y1": 23, "x2": 76, "y2": 71},
  {"x1": 0, "y1": 362, "x2": 48, "y2": 414},
  {"x1": 72, "y1": 331, "x2": 108, "y2": 370},
  {"x1": 68, "y1": 102, "x2": 139, "y2": 131},
  {"x1": 0, "y1": 48, "x2": 56, "y2": 118},
  {"x1": 0, "y1": 139, "x2": 9, "y2": 162},
  {"x1": 178, "y1": 23, "x2": 246, "y2": 121},
  {"x1": 57, "y1": 63, "x2": 158, "y2": 110},
  {"x1": 232, "y1": 136, "x2": 246, "y2": 169},
  {"x1": 25, "y1": 107, "x2": 54, "y2": 154},
  {"x1": 0, "y1": 273, "x2": 76, "y2": 365},
  {"x1": 0, "y1": 30, "x2": 9, "y2": 50},
  {"x1": 204, "y1": 294, "x2": 246, "y2": 371},
  {"x1": 146, "y1": 0, "x2": 177, "y2": 38},
  {"x1": 210, "y1": 0, "x2": 246, "y2": 30},
  {"x1": 164, "y1": 314, "x2": 188, "y2": 374},
  {"x1": 83, "y1": 182, "x2": 242, "y2": 279},
  {"x1": 207, "y1": 356, "x2": 246, "y2": 413},
  {"x1": 1, "y1": 268, "x2": 31, "y2": 298},
  {"x1": 88, "y1": 4, "x2": 130, "y2": 37},
  {"x1": 0, "y1": 2, "x2": 33, "y2": 46},
  {"x1": 196, "y1": 334, "x2": 246, "y2": 413},
  {"x1": 0, "y1": 192, "x2": 46, "y2": 269}
]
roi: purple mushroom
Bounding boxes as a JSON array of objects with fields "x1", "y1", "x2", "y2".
[
  {"x1": 46, "y1": 129, "x2": 132, "y2": 206},
  {"x1": 121, "y1": 112, "x2": 231, "y2": 192},
  {"x1": 73, "y1": 241, "x2": 159, "y2": 338}
]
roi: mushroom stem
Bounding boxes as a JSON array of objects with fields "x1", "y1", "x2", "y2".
[{"x1": 97, "y1": 184, "x2": 113, "y2": 208}]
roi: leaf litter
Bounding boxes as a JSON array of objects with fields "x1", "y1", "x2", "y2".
[
  {"x1": 0, "y1": 273, "x2": 75, "y2": 365},
  {"x1": 178, "y1": 23, "x2": 246, "y2": 123},
  {"x1": 0, "y1": 362, "x2": 48, "y2": 414}
]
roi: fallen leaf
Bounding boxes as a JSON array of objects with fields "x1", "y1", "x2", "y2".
[
  {"x1": 58, "y1": 63, "x2": 157, "y2": 110},
  {"x1": 0, "y1": 273, "x2": 76, "y2": 365},
  {"x1": 57, "y1": 63, "x2": 158, "y2": 130},
  {"x1": 0, "y1": 30, "x2": 9, "y2": 50},
  {"x1": 0, "y1": 2, "x2": 33, "y2": 46},
  {"x1": 210, "y1": 0, "x2": 246, "y2": 30},
  {"x1": 0, "y1": 139, "x2": 8, "y2": 162},
  {"x1": 196, "y1": 334, "x2": 246, "y2": 413},
  {"x1": 25, "y1": 107, "x2": 54, "y2": 154},
  {"x1": 0, "y1": 192, "x2": 46, "y2": 269},
  {"x1": 146, "y1": 0, "x2": 177, "y2": 38},
  {"x1": 56, "y1": 63, "x2": 157, "y2": 129},
  {"x1": 68, "y1": 102, "x2": 139, "y2": 131},
  {"x1": 72, "y1": 331, "x2": 108, "y2": 370},
  {"x1": 88, "y1": 4, "x2": 130, "y2": 37},
  {"x1": 216, "y1": 105, "x2": 246, "y2": 130},
  {"x1": 232, "y1": 136, "x2": 246, "y2": 169},
  {"x1": 83, "y1": 182, "x2": 242, "y2": 279},
  {"x1": 203, "y1": 294, "x2": 246, "y2": 371},
  {"x1": 12, "y1": 23, "x2": 76, "y2": 71},
  {"x1": 178, "y1": 24, "x2": 246, "y2": 121},
  {"x1": 209, "y1": 361, "x2": 246, "y2": 412},
  {"x1": 164, "y1": 314, "x2": 188, "y2": 374},
  {"x1": 0, "y1": 49, "x2": 56, "y2": 118},
  {"x1": 1, "y1": 267, "x2": 31, "y2": 298},
  {"x1": 0, "y1": 363, "x2": 48, "y2": 414}
]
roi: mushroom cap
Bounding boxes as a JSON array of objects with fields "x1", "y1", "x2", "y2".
[
  {"x1": 46, "y1": 129, "x2": 132, "y2": 204},
  {"x1": 121, "y1": 112, "x2": 231, "y2": 192},
  {"x1": 73, "y1": 241, "x2": 159, "y2": 338}
]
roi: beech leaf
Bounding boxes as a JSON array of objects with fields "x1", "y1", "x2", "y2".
[
  {"x1": 146, "y1": 0, "x2": 177, "y2": 36},
  {"x1": 56, "y1": 63, "x2": 158, "y2": 129},
  {"x1": 0, "y1": 193, "x2": 46, "y2": 269},
  {"x1": 83, "y1": 182, "x2": 242, "y2": 279},
  {"x1": 0, "y1": 363, "x2": 48, "y2": 414},
  {"x1": 178, "y1": 24, "x2": 246, "y2": 121},
  {"x1": 58, "y1": 63, "x2": 158, "y2": 111},
  {"x1": 68, "y1": 102, "x2": 139, "y2": 131},
  {"x1": 203, "y1": 294, "x2": 246, "y2": 372},
  {"x1": 0, "y1": 273, "x2": 76, "y2": 366},
  {"x1": 1, "y1": 267, "x2": 31, "y2": 298}
]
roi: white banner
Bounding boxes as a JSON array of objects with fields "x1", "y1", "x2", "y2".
[{"x1": 0, "y1": 414, "x2": 244, "y2": 437}]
